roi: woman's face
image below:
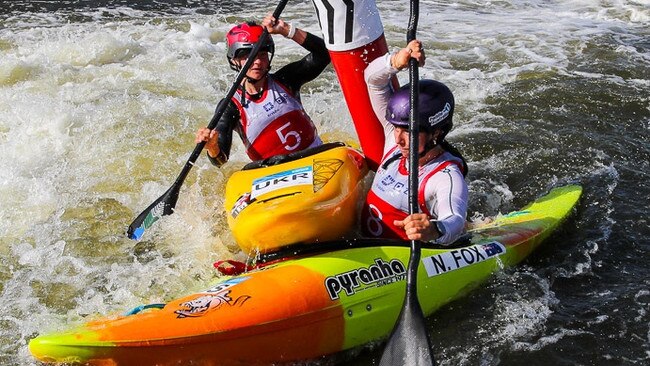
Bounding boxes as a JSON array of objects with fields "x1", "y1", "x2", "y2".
[
  {"x1": 235, "y1": 50, "x2": 271, "y2": 80},
  {"x1": 392, "y1": 127, "x2": 429, "y2": 157}
]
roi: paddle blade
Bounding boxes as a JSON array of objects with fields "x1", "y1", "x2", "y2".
[
  {"x1": 127, "y1": 185, "x2": 179, "y2": 240},
  {"x1": 379, "y1": 289, "x2": 435, "y2": 366}
]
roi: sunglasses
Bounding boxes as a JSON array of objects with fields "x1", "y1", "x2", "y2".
[{"x1": 234, "y1": 47, "x2": 271, "y2": 60}]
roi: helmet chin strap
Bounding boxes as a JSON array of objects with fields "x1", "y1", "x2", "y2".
[{"x1": 418, "y1": 135, "x2": 437, "y2": 158}]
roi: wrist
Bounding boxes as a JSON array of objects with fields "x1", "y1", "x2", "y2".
[
  {"x1": 390, "y1": 51, "x2": 406, "y2": 71},
  {"x1": 206, "y1": 146, "x2": 220, "y2": 158},
  {"x1": 429, "y1": 219, "x2": 445, "y2": 241},
  {"x1": 207, "y1": 150, "x2": 226, "y2": 166},
  {"x1": 284, "y1": 23, "x2": 296, "y2": 39}
]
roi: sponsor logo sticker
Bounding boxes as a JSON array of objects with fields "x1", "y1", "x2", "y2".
[
  {"x1": 422, "y1": 241, "x2": 506, "y2": 277},
  {"x1": 325, "y1": 258, "x2": 406, "y2": 300},
  {"x1": 231, "y1": 193, "x2": 251, "y2": 218},
  {"x1": 250, "y1": 166, "x2": 313, "y2": 199},
  {"x1": 174, "y1": 277, "x2": 251, "y2": 318},
  {"x1": 428, "y1": 102, "x2": 451, "y2": 125},
  {"x1": 174, "y1": 291, "x2": 250, "y2": 318},
  {"x1": 380, "y1": 175, "x2": 396, "y2": 186},
  {"x1": 275, "y1": 94, "x2": 287, "y2": 104},
  {"x1": 202, "y1": 277, "x2": 249, "y2": 294}
]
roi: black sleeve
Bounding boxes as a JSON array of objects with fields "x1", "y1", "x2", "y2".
[
  {"x1": 207, "y1": 98, "x2": 240, "y2": 167},
  {"x1": 273, "y1": 32, "x2": 331, "y2": 96}
]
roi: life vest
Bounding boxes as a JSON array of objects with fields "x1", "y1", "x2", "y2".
[
  {"x1": 232, "y1": 78, "x2": 322, "y2": 161},
  {"x1": 361, "y1": 146, "x2": 463, "y2": 240}
]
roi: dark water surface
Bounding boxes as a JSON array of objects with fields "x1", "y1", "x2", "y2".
[{"x1": 0, "y1": 0, "x2": 648, "y2": 365}]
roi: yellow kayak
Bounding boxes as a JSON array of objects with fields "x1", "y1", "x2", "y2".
[{"x1": 225, "y1": 142, "x2": 368, "y2": 255}]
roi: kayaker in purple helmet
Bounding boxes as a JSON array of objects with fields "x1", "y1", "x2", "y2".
[{"x1": 361, "y1": 40, "x2": 469, "y2": 245}]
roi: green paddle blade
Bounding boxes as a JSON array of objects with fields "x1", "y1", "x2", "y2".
[{"x1": 127, "y1": 185, "x2": 178, "y2": 240}]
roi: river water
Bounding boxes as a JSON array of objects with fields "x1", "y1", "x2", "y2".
[{"x1": 0, "y1": 0, "x2": 648, "y2": 365}]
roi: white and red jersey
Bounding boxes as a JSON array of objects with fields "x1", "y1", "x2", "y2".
[
  {"x1": 232, "y1": 78, "x2": 322, "y2": 161},
  {"x1": 311, "y1": 0, "x2": 384, "y2": 51},
  {"x1": 310, "y1": 0, "x2": 392, "y2": 170},
  {"x1": 361, "y1": 146, "x2": 468, "y2": 245}
]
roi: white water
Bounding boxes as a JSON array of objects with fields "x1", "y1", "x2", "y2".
[{"x1": 1, "y1": 1, "x2": 648, "y2": 365}]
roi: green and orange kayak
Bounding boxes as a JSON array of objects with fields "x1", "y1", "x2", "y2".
[{"x1": 29, "y1": 185, "x2": 582, "y2": 365}]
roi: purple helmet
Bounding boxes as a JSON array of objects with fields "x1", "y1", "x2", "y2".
[{"x1": 386, "y1": 79, "x2": 455, "y2": 138}]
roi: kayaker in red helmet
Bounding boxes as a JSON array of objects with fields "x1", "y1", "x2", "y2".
[
  {"x1": 361, "y1": 40, "x2": 469, "y2": 245},
  {"x1": 195, "y1": 15, "x2": 330, "y2": 165}
]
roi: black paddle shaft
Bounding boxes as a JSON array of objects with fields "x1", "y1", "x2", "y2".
[
  {"x1": 407, "y1": 0, "x2": 420, "y2": 219},
  {"x1": 379, "y1": 0, "x2": 437, "y2": 364}
]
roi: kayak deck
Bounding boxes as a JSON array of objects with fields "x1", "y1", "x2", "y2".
[{"x1": 29, "y1": 185, "x2": 582, "y2": 365}]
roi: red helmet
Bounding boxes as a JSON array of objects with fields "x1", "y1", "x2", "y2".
[{"x1": 226, "y1": 22, "x2": 275, "y2": 71}]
